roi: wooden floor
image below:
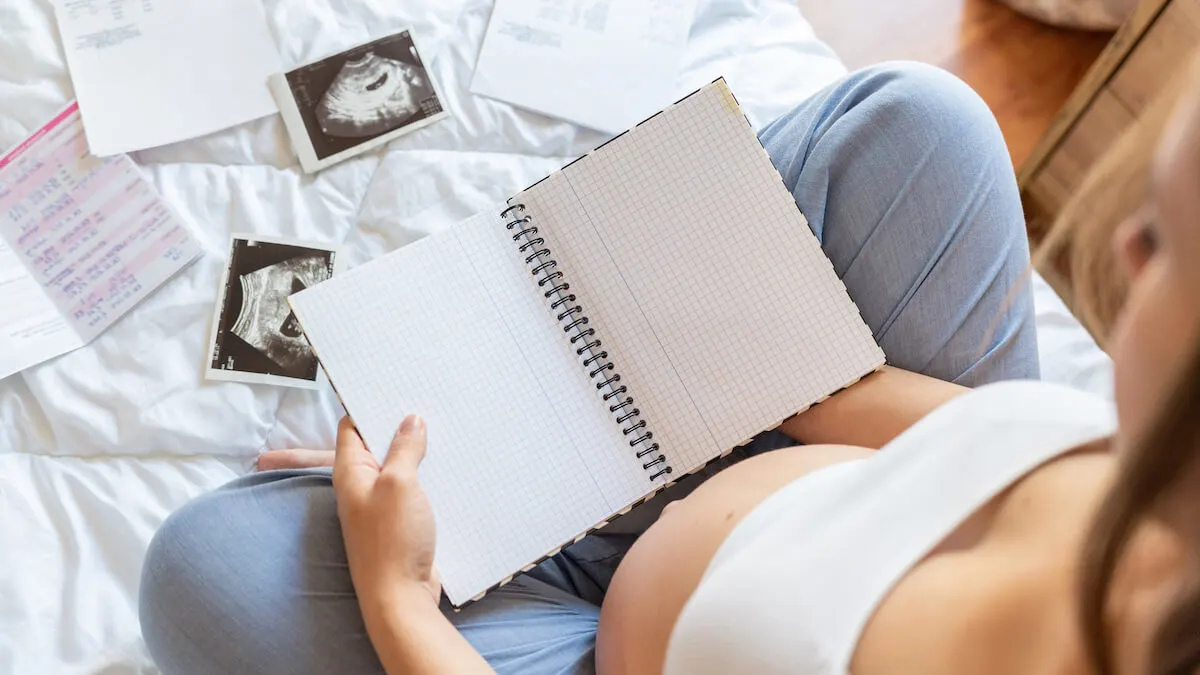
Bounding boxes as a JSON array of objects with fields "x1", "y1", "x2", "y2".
[{"x1": 796, "y1": 0, "x2": 1113, "y2": 169}]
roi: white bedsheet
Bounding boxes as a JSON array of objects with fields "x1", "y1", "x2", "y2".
[{"x1": 0, "y1": 1, "x2": 1110, "y2": 672}]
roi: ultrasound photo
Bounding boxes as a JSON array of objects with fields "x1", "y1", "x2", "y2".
[
  {"x1": 206, "y1": 235, "x2": 344, "y2": 389},
  {"x1": 270, "y1": 29, "x2": 449, "y2": 173}
]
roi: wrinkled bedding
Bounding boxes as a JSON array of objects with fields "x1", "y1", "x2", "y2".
[{"x1": 0, "y1": 1, "x2": 1111, "y2": 672}]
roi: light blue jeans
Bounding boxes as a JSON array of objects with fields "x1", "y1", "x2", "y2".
[{"x1": 139, "y1": 62, "x2": 1039, "y2": 675}]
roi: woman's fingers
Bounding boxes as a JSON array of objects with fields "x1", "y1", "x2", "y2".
[
  {"x1": 256, "y1": 449, "x2": 336, "y2": 471},
  {"x1": 330, "y1": 414, "x2": 427, "y2": 496},
  {"x1": 382, "y1": 414, "x2": 427, "y2": 475},
  {"x1": 257, "y1": 417, "x2": 419, "y2": 477},
  {"x1": 334, "y1": 416, "x2": 382, "y2": 495}
]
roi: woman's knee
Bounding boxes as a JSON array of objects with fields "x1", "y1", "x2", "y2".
[
  {"x1": 867, "y1": 61, "x2": 995, "y2": 126},
  {"x1": 139, "y1": 490, "x2": 240, "y2": 674},
  {"x1": 139, "y1": 470, "x2": 379, "y2": 674},
  {"x1": 763, "y1": 60, "x2": 1015, "y2": 228},
  {"x1": 845, "y1": 62, "x2": 1008, "y2": 171}
]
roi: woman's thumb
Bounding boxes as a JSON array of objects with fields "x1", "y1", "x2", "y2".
[{"x1": 384, "y1": 414, "x2": 427, "y2": 474}]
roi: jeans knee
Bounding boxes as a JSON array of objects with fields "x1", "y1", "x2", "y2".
[
  {"x1": 138, "y1": 495, "x2": 220, "y2": 671},
  {"x1": 139, "y1": 487, "x2": 273, "y2": 673},
  {"x1": 138, "y1": 471, "x2": 369, "y2": 675},
  {"x1": 853, "y1": 61, "x2": 1006, "y2": 163}
]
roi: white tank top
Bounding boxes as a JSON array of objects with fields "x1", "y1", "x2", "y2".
[{"x1": 665, "y1": 381, "x2": 1116, "y2": 674}]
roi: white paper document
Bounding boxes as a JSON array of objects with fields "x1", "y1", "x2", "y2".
[
  {"x1": 0, "y1": 102, "x2": 203, "y2": 379},
  {"x1": 470, "y1": 0, "x2": 699, "y2": 134},
  {"x1": 52, "y1": 0, "x2": 283, "y2": 155}
]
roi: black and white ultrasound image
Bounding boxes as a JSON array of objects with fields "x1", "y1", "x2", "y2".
[
  {"x1": 210, "y1": 239, "x2": 337, "y2": 381},
  {"x1": 284, "y1": 30, "x2": 443, "y2": 160}
]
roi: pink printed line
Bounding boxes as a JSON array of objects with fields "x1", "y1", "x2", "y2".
[
  {"x1": 69, "y1": 294, "x2": 105, "y2": 320},
  {"x1": 122, "y1": 220, "x2": 188, "y2": 277},
  {"x1": 64, "y1": 218, "x2": 186, "y2": 318},
  {"x1": 72, "y1": 289, "x2": 105, "y2": 318},
  {"x1": 0, "y1": 162, "x2": 60, "y2": 215},
  {"x1": 18, "y1": 168, "x2": 142, "y2": 254},
  {"x1": 0, "y1": 102, "x2": 80, "y2": 170},
  {"x1": 58, "y1": 216, "x2": 96, "y2": 252},
  {"x1": 41, "y1": 165, "x2": 140, "y2": 249},
  {"x1": 0, "y1": 127, "x2": 94, "y2": 216}
]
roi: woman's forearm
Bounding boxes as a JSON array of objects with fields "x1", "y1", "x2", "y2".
[
  {"x1": 779, "y1": 366, "x2": 966, "y2": 448},
  {"x1": 362, "y1": 586, "x2": 493, "y2": 675}
]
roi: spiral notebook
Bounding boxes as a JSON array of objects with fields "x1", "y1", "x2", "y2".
[{"x1": 288, "y1": 79, "x2": 885, "y2": 606}]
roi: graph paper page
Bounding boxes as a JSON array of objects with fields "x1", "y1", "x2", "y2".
[
  {"x1": 290, "y1": 209, "x2": 625, "y2": 605},
  {"x1": 518, "y1": 80, "x2": 885, "y2": 475}
]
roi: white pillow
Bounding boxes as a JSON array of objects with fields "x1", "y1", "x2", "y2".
[{"x1": 997, "y1": 0, "x2": 1137, "y2": 29}]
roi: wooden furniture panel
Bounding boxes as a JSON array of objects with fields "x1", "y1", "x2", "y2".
[
  {"x1": 1020, "y1": 0, "x2": 1200, "y2": 232},
  {"x1": 1026, "y1": 89, "x2": 1136, "y2": 230},
  {"x1": 1109, "y1": 0, "x2": 1200, "y2": 113},
  {"x1": 1017, "y1": 0, "x2": 1200, "y2": 324},
  {"x1": 1018, "y1": 0, "x2": 1170, "y2": 196}
]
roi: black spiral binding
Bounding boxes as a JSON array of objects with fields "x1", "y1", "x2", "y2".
[{"x1": 501, "y1": 203, "x2": 673, "y2": 482}]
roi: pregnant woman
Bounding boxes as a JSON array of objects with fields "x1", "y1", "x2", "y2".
[{"x1": 140, "y1": 60, "x2": 1200, "y2": 675}]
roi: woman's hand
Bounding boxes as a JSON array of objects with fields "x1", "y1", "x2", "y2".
[
  {"x1": 334, "y1": 414, "x2": 442, "y2": 609},
  {"x1": 255, "y1": 418, "x2": 442, "y2": 606},
  {"x1": 331, "y1": 416, "x2": 493, "y2": 674}
]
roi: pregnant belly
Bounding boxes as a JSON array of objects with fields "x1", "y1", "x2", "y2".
[{"x1": 595, "y1": 444, "x2": 873, "y2": 675}]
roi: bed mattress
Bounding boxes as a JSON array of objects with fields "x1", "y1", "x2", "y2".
[{"x1": 0, "y1": 1, "x2": 1111, "y2": 672}]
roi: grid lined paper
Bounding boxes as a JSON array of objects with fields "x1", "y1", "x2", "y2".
[
  {"x1": 289, "y1": 210, "x2": 619, "y2": 605},
  {"x1": 291, "y1": 80, "x2": 884, "y2": 606},
  {"x1": 460, "y1": 208, "x2": 649, "y2": 509},
  {"x1": 519, "y1": 81, "x2": 884, "y2": 474}
]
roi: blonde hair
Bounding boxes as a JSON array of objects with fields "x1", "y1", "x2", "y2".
[
  {"x1": 1035, "y1": 59, "x2": 1195, "y2": 345},
  {"x1": 1042, "y1": 53, "x2": 1200, "y2": 675}
]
